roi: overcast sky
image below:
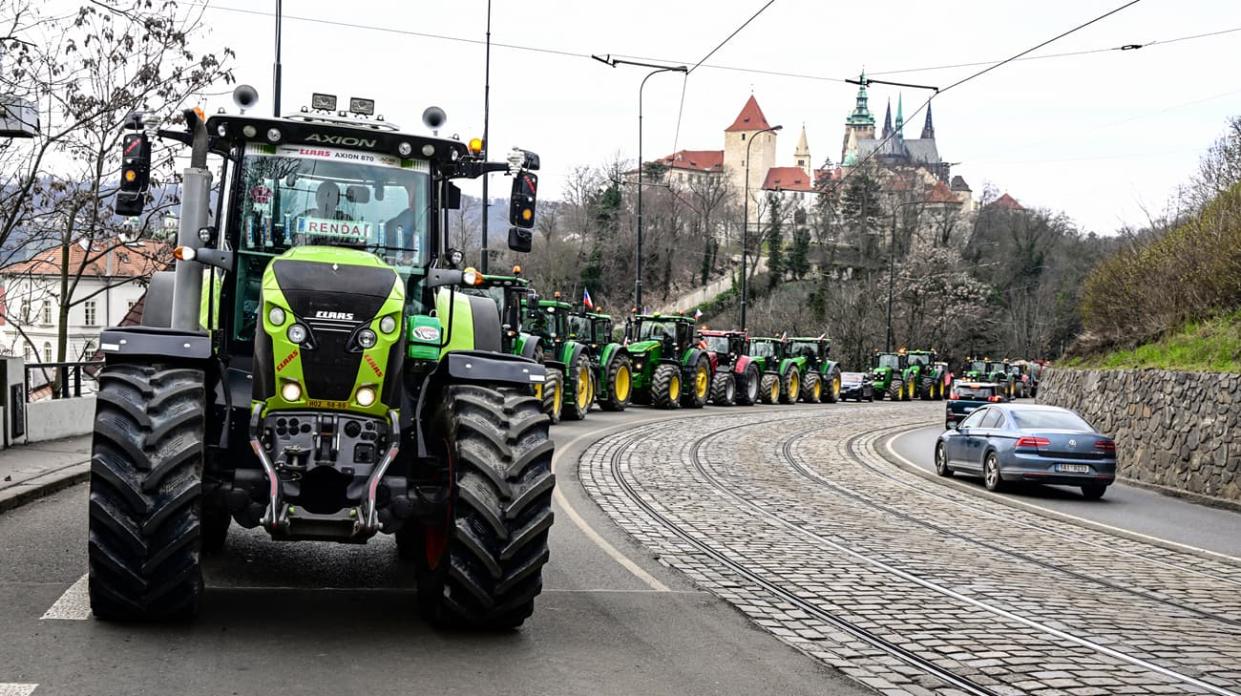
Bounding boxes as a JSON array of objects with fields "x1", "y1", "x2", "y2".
[{"x1": 182, "y1": 0, "x2": 1241, "y2": 233}]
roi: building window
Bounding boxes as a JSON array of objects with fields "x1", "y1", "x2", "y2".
[
  {"x1": 84, "y1": 300, "x2": 98, "y2": 326},
  {"x1": 41, "y1": 302, "x2": 52, "y2": 325},
  {"x1": 20, "y1": 301, "x2": 30, "y2": 324},
  {"x1": 43, "y1": 341, "x2": 52, "y2": 363},
  {"x1": 24, "y1": 346, "x2": 32, "y2": 362}
]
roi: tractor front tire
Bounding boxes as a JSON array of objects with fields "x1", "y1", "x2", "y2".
[
  {"x1": 780, "y1": 367, "x2": 801, "y2": 404},
  {"x1": 651, "y1": 364, "x2": 682, "y2": 409},
  {"x1": 735, "y1": 365, "x2": 761, "y2": 406},
  {"x1": 759, "y1": 373, "x2": 780, "y2": 404},
  {"x1": 540, "y1": 368, "x2": 564, "y2": 424},
  {"x1": 886, "y1": 379, "x2": 903, "y2": 402},
  {"x1": 561, "y1": 353, "x2": 593, "y2": 422},
  {"x1": 681, "y1": 355, "x2": 711, "y2": 409},
  {"x1": 418, "y1": 385, "x2": 554, "y2": 629},
  {"x1": 88, "y1": 363, "x2": 206, "y2": 621},
  {"x1": 710, "y1": 372, "x2": 736, "y2": 406},
  {"x1": 801, "y1": 372, "x2": 821, "y2": 403},
  {"x1": 822, "y1": 370, "x2": 842, "y2": 404},
  {"x1": 599, "y1": 354, "x2": 633, "y2": 412}
]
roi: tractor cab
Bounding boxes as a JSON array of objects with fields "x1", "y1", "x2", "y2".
[
  {"x1": 471, "y1": 271, "x2": 533, "y2": 355},
  {"x1": 700, "y1": 329, "x2": 747, "y2": 369},
  {"x1": 874, "y1": 352, "x2": 906, "y2": 371},
  {"x1": 625, "y1": 314, "x2": 712, "y2": 409},
  {"x1": 630, "y1": 314, "x2": 695, "y2": 354},
  {"x1": 786, "y1": 336, "x2": 843, "y2": 403}
]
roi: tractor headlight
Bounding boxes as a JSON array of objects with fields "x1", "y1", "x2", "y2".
[
  {"x1": 357, "y1": 328, "x2": 378, "y2": 349},
  {"x1": 379, "y1": 315, "x2": 397, "y2": 334},
  {"x1": 356, "y1": 385, "x2": 377, "y2": 407},
  {"x1": 281, "y1": 381, "x2": 302, "y2": 402},
  {"x1": 268, "y1": 306, "x2": 286, "y2": 326},
  {"x1": 287, "y1": 324, "x2": 308, "y2": 344}
]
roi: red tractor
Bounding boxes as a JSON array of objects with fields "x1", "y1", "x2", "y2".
[{"x1": 698, "y1": 329, "x2": 762, "y2": 405}]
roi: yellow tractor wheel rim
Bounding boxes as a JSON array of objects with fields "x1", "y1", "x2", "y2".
[
  {"x1": 770, "y1": 380, "x2": 779, "y2": 401},
  {"x1": 695, "y1": 365, "x2": 709, "y2": 398},
  {"x1": 553, "y1": 379, "x2": 563, "y2": 417},
  {"x1": 812, "y1": 380, "x2": 822, "y2": 400},
  {"x1": 669, "y1": 374, "x2": 681, "y2": 402},
  {"x1": 790, "y1": 373, "x2": 800, "y2": 400},
  {"x1": 534, "y1": 383, "x2": 543, "y2": 400},
  {"x1": 614, "y1": 365, "x2": 632, "y2": 402},
  {"x1": 576, "y1": 367, "x2": 591, "y2": 410},
  {"x1": 833, "y1": 377, "x2": 841, "y2": 397}
]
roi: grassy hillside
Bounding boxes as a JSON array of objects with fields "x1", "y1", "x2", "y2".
[{"x1": 1063, "y1": 310, "x2": 1241, "y2": 373}]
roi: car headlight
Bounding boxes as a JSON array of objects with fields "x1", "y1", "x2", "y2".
[
  {"x1": 379, "y1": 315, "x2": 397, "y2": 334},
  {"x1": 268, "y1": 306, "x2": 286, "y2": 326},
  {"x1": 281, "y1": 381, "x2": 302, "y2": 401},
  {"x1": 357, "y1": 328, "x2": 377, "y2": 349},
  {"x1": 287, "y1": 324, "x2": 308, "y2": 344},
  {"x1": 356, "y1": 385, "x2": 377, "y2": 407}
]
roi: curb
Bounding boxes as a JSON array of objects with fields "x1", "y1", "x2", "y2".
[
  {"x1": 875, "y1": 424, "x2": 1241, "y2": 567},
  {"x1": 0, "y1": 460, "x2": 90, "y2": 514}
]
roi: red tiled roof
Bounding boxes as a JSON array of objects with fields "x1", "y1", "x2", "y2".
[
  {"x1": 991, "y1": 193, "x2": 1024, "y2": 210},
  {"x1": 925, "y1": 180, "x2": 959, "y2": 204},
  {"x1": 3, "y1": 240, "x2": 169, "y2": 277},
  {"x1": 762, "y1": 166, "x2": 815, "y2": 192},
  {"x1": 726, "y1": 95, "x2": 771, "y2": 132},
  {"x1": 656, "y1": 149, "x2": 725, "y2": 173}
]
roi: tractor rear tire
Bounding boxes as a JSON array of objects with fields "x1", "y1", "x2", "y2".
[
  {"x1": 821, "y1": 370, "x2": 842, "y2": 404},
  {"x1": 920, "y1": 378, "x2": 934, "y2": 400},
  {"x1": 779, "y1": 367, "x2": 801, "y2": 404},
  {"x1": 735, "y1": 365, "x2": 761, "y2": 406},
  {"x1": 540, "y1": 368, "x2": 564, "y2": 424},
  {"x1": 651, "y1": 364, "x2": 682, "y2": 410},
  {"x1": 561, "y1": 353, "x2": 593, "y2": 422},
  {"x1": 887, "y1": 379, "x2": 903, "y2": 402},
  {"x1": 710, "y1": 372, "x2": 736, "y2": 406},
  {"x1": 681, "y1": 355, "x2": 711, "y2": 409},
  {"x1": 418, "y1": 384, "x2": 554, "y2": 629},
  {"x1": 88, "y1": 363, "x2": 206, "y2": 621},
  {"x1": 599, "y1": 354, "x2": 633, "y2": 412},
  {"x1": 759, "y1": 373, "x2": 780, "y2": 404},
  {"x1": 801, "y1": 372, "x2": 821, "y2": 403}
]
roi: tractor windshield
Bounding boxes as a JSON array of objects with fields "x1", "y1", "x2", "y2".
[
  {"x1": 876, "y1": 354, "x2": 901, "y2": 369},
  {"x1": 988, "y1": 362, "x2": 1006, "y2": 373},
  {"x1": 703, "y1": 336, "x2": 730, "y2": 354},
  {"x1": 567, "y1": 314, "x2": 592, "y2": 341},
  {"x1": 750, "y1": 341, "x2": 776, "y2": 358},
  {"x1": 636, "y1": 320, "x2": 678, "y2": 342},
  {"x1": 788, "y1": 341, "x2": 818, "y2": 359},
  {"x1": 907, "y1": 353, "x2": 930, "y2": 366},
  {"x1": 237, "y1": 144, "x2": 431, "y2": 269},
  {"x1": 969, "y1": 361, "x2": 986, "y2": 373}
]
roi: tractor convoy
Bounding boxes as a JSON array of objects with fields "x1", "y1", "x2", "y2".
[{"x1": 89, "y1": 86, "x2": 1043, "y2": 632}]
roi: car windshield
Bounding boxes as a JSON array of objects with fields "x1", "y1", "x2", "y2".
[
  {"x1": 954, "y1": 385, "x2": 995, "y2": 399},
  {"x1": 841, "y1": 372, "x2": 864, "y2": 382},
  {"x1": 237, "y1": 143, "x2": 431, "y2": 272},
  {"x1": 1010, "y1": 409, "x2": 1093, "y2": 431},
  {"x1": 636, "y1": 320, "x2": 678, "y2": 341},
  {"x1": 750, "y1": 341, "x2": 776, "y2": 358},
  {"x1": 876, "y1": 354, "x2": 901, "y2": 369},
  {"x1": 788, "y1": 341, "x2": 818, "y2": 358},
  {"x1": 907, "y1": 354, "x2": 930, "y2": 366},
  {"x1": 703, "y1": 336, "x2": 730, "y2": 354}
]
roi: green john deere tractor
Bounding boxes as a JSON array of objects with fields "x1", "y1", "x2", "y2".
[
  {"x1": 748, "y1": 337, "x2": 801, "y2": 404},
  {"x1": 91, "y1": 90, "x2": 553, "y2": 628},
  {"x1": 985, "y1": 359, "x2": 1016, "y2": 399},
  {"x1": 962, "y1": 357, "x2": 987, "y2": 381},
  {"x1": 625, "y1": 314, "x2": 712, "y2": 409},
  {"x1": 524, "y1": 297, "x2": 594, "y2": 421},
  {"x1": 871, "y1": 351, "x2": 912, "y2": 400},
  {"x1": 785, "y1": 336, "x2": 843, "y2": 404},
  {"x1": 571, "y1": 310, "x2": 633, "y2": 411},
  {"x1": 905, "y1": 350, "x2": 947, "y2": 400}
]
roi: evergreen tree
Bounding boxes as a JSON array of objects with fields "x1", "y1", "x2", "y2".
[
  {"x1": 841, "y1": 168, "x2": 882, "y2": 234},
  {"x1": 790, "y1": 226, "x2": 811, "y2": 279},
  {"x1": 766, "y1": 193, "x2": 784, "y2": 289}
]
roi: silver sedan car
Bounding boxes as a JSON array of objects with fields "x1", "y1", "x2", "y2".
[{"x1": 934, "y1": 404, "x2": 1117, "y2": 499}]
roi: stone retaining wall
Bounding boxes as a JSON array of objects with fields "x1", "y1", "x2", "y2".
[{"x1": 1038, "y1": 368, "x2": 1240, "y2": 501}]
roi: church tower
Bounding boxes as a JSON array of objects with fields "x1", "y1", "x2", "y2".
[
  {"x1": 894, "y1": 93, "x2": 905, "y2": 143},
  {"x1": 723, "y1": 94, "x2": 777, "y2": 213},
  {"x1": 921, "y1": 100, "x2": 935, "y2": 140},
  {"x1": 794, "y1": 125, "x2": 812, "y2": 177},
  {"x1": 881, "y1": 98, "x2": 892, "y2": 139},
  {"x1": 841, "y1": 71, "x2": 875, "y2": 165}
]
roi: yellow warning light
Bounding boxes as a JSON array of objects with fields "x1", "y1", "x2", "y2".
[
  {"x1": 467, "y1": 137, "x2": 484, "y2": 155},
  {"x1": 553, "y1": 291, "x2": 562, "y2": 299},
  {"x1": 124, "y1": 169, "x2": 137, "y2": 183},
  {"x1": 521, "y1": 208, "x2": 533, "y2": 222},
  {"x1": 193, "y1": 106, "x2": 206, "y2": 123},
  {"x1": 512, "y1": 264, "x2": 522, "y2": 275}
]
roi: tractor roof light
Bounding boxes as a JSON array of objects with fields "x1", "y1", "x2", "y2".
[
  {"x1": 311, "y1": 93, "x2": 337, "y2": 111},
  {"x1": 512, "y1": 264, "x2": 522, "y2": 275},
  {"x1": 468, "y1": 137, "x2": 484, "y2": 155}
]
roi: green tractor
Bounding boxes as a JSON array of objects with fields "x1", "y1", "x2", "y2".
[
  {"x1": 905, "y1": 350, "x2": 948, "y2": 400},
  {"x1": 962, "y1": 357, "x2": 987, "y2": 381},
  {"x1": 570, "y1": 310, "x2": 633, "y2": 411},
  {"x1": 785, "y1": 336, "x2": 844, "y2": 404},
  {"x1": 524, "y1": 296, "x2": 594, "y2": 421},
  {"x1": 987, "y1": 359, "x2": 1017, "y2": 399},
  {"x1": 747, "y1": 337, "x2": 801, "y2": 404},
  {"x1": 871, "y1": 351, "x2": 912, "y2": 400},
  {"x1": 625, "y1": 314, "x2": 713, "y2": 409},
  {"x1": 92, "y1": 91, "x2": 554, "y2": 628}
]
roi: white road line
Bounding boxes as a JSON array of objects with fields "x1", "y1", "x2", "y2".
[
  {"x1": 0, "y1": 683, "x2": 38, "y2": 695},
  {"x1": 41, "y1": 573, "x2": 90, "y2": 620},
  {"x1": 883, "y1": 429, "x2": 1241, "y2": 566}
]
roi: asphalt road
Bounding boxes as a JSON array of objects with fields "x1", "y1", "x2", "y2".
[
  {"x1": 890, "y1": 425, "x2": 1241, "y2": 558},
  {"x1": 0, "y1": 403, "x2": 867, "y2": 696}
]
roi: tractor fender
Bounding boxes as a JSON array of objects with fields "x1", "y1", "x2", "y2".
[
  {"x1": 411, "y1": 350, "x2": 546, "y2": 458},
  {"x1": 561, "y1": 342, "x2": 588, "y2": 374},
  {"x1": 822, "y1": 360, "x2": 841, "y2": 380},
  {"x1": 778, "y1": 358, "x2": 796, "y2": 376},
  {"x1": 733, "y1": 354, "x2": 752, "y2": 375},
  {"x1": 680, "y1": 347, "x2": 710, "y2": 379},
  {"x1": 599, "y1": 342, "x2": 624, "y2": 370},
  {"x1": 518, "y1": 334, "x2": 541, "y2": 361},
  {"x1": 99, "y1": 326, "x2": 213, "y2": 362}
]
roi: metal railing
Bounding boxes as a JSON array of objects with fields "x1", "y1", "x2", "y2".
[{"x1": 24, "y1": 361, "x2": 102, "y2": 401}]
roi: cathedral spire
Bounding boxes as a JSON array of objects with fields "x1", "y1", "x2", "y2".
[
  {"x1": 794, "y1": 124, "x2": 812, "y2": 176},
  {"x1": 881, "y1": 98, "x2": 892, "y2": 139},
  {"x1": 894, "y1": 93, "x2": 904, "y2": 137},
  {"x1": 921, "y1": 100, "x2": 935, "y2": 140},
  {"x1": 846, "y1": 70, "x2": 874, "y2": 127}
]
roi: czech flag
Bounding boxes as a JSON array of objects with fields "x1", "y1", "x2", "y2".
[
  {"x1": 693, "y1": 308, "x2": 703, "y2": 320},
  {"x1": 583, "y1": 288, "x2": 594, "y2": 310}
]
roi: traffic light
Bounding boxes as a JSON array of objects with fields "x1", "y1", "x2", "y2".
[
  {"x1": 509, "y1": 171, "x2": 537, "y2": 229},
  {"x1": 115, "y1": 132, "x2": 151, "y2": 217}
]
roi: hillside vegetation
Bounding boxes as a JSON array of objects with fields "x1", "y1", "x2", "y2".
[{"x1": 1063, "y1": 310, "x2": 1241, "y2": 373}]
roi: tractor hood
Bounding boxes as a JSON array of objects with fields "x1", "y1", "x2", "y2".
[{"x1": 626, "y1": 339, "x2": 662, "y2": 354}]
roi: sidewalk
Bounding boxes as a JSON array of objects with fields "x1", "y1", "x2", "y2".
[{"x1": 0, "y1": 435, "x2": 92, "y2": 512}]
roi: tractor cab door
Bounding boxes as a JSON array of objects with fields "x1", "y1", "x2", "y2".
[{"x1": 675, "y1": 322, "x2": 694, "y2": 353}]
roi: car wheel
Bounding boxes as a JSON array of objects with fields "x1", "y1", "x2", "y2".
[
  {"x1": 934, "y1": 443, "x2": 953, "y2": 478},
  {"x1": 983, "y1": 452, "x2": 1005, "y2": 492},
  {"x1": 1081, "y1": 483, "x2": 1108, "y2": 500}
]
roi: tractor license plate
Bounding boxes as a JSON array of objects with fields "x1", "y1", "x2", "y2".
[{"x1": 1056, "y1": 463, "x2": 1091, "y2": 474}]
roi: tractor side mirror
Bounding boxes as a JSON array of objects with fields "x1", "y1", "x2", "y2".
[
  {"x1": 115, "y1": 132, "x2": 151, "y2": 216},
  {"x1": 426, "y1": 268, "x2": 464, "y2": 288},
  {"x1": 445, "y1": 182, "x2": 461, "y2": 210},
  {"x1": 509, "y1": 172, "x2": 537, "y2": 229},
  {"x1": 508, "y1": 226, "x2": 532, "y2": 253}
]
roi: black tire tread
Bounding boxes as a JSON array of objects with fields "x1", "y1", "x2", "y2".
[
  {"x1": 651, "y1": 364, "x2": 681, "y2": 410},
  {"x1": 599, "y1": 353, "x2": 632, "y2": 412}
]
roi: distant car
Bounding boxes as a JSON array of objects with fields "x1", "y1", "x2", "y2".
[
  {"x1": 945, "y1": 381, "x2": 1006, "y2": 429},
  {"x1": 934, "y1": 404, "x2": 1117, "y2": 499},
  {"x1": 840, "y1": 371, "x2": 874, "y2": 402}
]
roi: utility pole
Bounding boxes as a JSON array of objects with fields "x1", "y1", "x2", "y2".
[
  {"x1": 885, "y1": 206, "x2": 896, "y2": 353},
  {"x1": 272, "y1": 0, "x2": 283, "y2": 116},
  {"x1": 591, "y1": 54, "x2": 687, "y2": 312},
  {"x1": 480, "y1": 0, "x2": 492, "y2": 273},
  {"x1": 740, "y1": 124, "x2": 781, "y2": 331}
]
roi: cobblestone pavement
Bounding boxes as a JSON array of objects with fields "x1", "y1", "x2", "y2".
[{"x1": 579, "y1": 403, "x2": 1241, "y2": 696}]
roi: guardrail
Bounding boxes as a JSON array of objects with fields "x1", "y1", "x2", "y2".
[{"x1": 24, "y1": 361, "x2": 102, "y2": 401}]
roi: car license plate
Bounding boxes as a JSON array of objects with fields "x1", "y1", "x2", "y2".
[{"x1": 1056, "y1": 463, "x2": 1091, "y2": 474}]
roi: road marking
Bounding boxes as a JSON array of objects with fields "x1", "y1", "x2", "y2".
[
  {"x1": 0, "y1": 684, "x2": 38, "y2": 695},
  {"x1": 41, "y1": 574, "x2": 90, "y2": 620},
  {"x1": 883, "y1": 429, "x2": 1241, "y2": 566}
]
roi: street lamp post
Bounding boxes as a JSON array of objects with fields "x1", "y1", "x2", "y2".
[
  {"x1": 591, "y1": 55, "x2": 686, "y2": 312},
  {"x1": 740, "y1": 124, "x2": 781, "y2": 332}
]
